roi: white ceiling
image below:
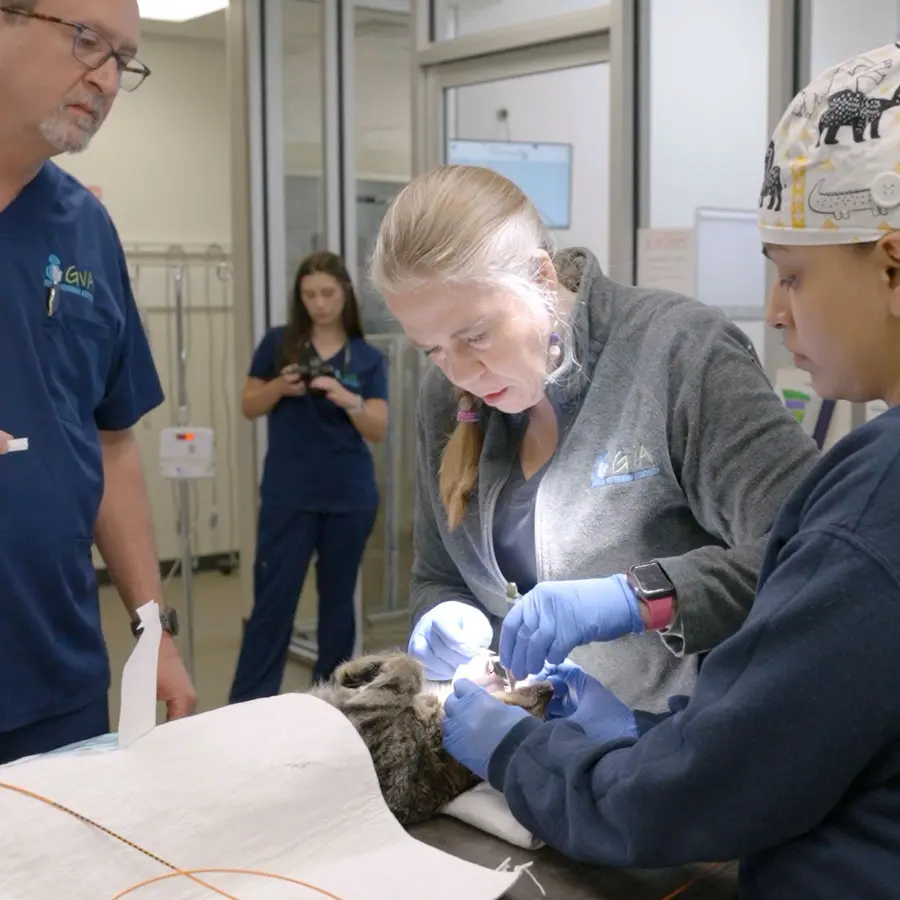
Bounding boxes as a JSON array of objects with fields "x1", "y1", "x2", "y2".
[{"x1": 140, "y1": 3, "x2": 408, "y2": 52}]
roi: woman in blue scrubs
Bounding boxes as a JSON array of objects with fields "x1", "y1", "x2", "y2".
[{"x1": 229, "y1": 252, "x2": 388, "y2": 698}]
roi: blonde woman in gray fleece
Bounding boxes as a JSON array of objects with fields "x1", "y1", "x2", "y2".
[{"x1": 370, "y1": 165, "x2": 819, "y2": 711}]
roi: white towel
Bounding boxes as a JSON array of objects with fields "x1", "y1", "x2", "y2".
[
  {"x1": 442, "y1": 782, "x2": 545, "y2": 850},
  {"x1": 0, "y1": 694, "x2": 520, "y2": 900}
]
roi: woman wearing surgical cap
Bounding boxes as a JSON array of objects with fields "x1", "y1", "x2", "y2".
[
  {"x1": 441, "y1": 42, "x2": 900, "y2": 899},
  {"x1": 371, "y1": 152, "x2": 819, "y2": 713}
]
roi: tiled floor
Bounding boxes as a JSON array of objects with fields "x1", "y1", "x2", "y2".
[{"x1": 99, "y1": 567, "x2": 411, "y2": 730}]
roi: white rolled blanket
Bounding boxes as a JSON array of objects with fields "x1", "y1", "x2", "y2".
[{"x1": 0, "y1": 694, "x2": 520, "y2": 900}]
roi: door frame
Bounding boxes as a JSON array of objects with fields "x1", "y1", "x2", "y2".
[{"x1": 410, "y1": 0, "x2": 637, "y2": 282}]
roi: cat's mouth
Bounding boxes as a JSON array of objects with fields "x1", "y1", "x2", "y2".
[{"x1": 486, "y1": 655, "x2": 517, "y2": 693}]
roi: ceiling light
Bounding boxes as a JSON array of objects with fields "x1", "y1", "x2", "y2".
[{"x1": 138, "y1": 1, "x2": 227, "y2": 22}]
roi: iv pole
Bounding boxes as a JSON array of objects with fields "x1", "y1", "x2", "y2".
[{"x1": 171, "y1": 257, "x2": 196, "y2": 679}]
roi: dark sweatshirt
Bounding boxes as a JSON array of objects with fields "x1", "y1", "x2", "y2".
[{"x1": 489, "y1": 404, "x2": 900, "y2": 898}]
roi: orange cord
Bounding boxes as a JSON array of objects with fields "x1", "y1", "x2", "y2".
[
  {"x1": 2, "y1": 778, "x2": 727, "y2": 900},
  {"x1": 109, "y1": 868, "x2": 344, "y2": 899},
  {"x1": 657, "y1": 862, "x2": 725, "y2": 900},
  {"x1": 0, "y1": 780, "x2": 343, "y2": 899}
]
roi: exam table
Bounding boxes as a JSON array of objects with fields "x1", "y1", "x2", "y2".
[
  {"x1": 0, "y1": 689, "x2": 740, "y2": 899},
  {"x1": 410, "y1": 817, "x2": 740, "y2": 900}
]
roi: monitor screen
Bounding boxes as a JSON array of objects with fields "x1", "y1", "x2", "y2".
[{"x1": 445, "y1": 139, "x2": 573, "y2": 229}]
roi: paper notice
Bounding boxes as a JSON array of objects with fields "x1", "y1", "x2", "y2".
[
  {"x1": 117, "y1": 600, "x2": 162, "y2": 749},
  {"x1": 637, "y1": 227, "x2": 695, "y2": 295}
]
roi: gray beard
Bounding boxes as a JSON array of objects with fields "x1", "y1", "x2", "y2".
[{"x1": 38, "y1": 106, "x2": 97, "y2": 154}]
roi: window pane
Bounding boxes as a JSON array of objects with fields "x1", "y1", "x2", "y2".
[
  {"x1": 432, "y1": 0, "x2": 607, "y2": 42},
  {"x1": 283, "y1": 0, "x2": 324, "y2": 295},
  {"x1": 354, "y1": 3, "x2": 411, "y2": 333},
  {"x1": 645, "y1": 0, "x2": 770, "y2": 364},
  {"x1": 351, "y1": 4, "x2": 416, "y2": 630},
  {"x1": 647, "y1": 0, "x2": 769, "y2": 228}
]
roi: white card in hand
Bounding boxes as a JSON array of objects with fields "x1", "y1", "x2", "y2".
[{"x1": 117, "y1": 600, "x2": 162, "y2": 748}]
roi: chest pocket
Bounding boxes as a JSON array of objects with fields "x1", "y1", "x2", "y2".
[{"x1": 40, "y1": 298, "x2": 115, "y2": 426}]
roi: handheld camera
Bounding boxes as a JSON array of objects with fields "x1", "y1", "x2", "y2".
[{"x1": 287, "y1": 344, "x2": 336, "y2": 393}]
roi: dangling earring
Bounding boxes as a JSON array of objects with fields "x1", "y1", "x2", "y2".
[
  {"x1": 548, "y1": 331, "x2": 562, "y2": 366},
  {"x1": 456, "y1": 393, "x2": 480, "y2": 423}
]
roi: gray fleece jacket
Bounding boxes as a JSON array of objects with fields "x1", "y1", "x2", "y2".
[{"x1": 411, "y1": 248, "x2": 821, "y2": 712}]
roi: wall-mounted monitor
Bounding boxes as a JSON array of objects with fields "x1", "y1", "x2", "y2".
[{"x1": 445, "y1": 139, "x2": 573, "y2": 229}]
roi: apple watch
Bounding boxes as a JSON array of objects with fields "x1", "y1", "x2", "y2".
[
  {"x1": 131, "y1": 607, "x2": 180, "y2": 638},
  {"x1": 626, "y1": 562, "x2": 676, "y2": 631}
]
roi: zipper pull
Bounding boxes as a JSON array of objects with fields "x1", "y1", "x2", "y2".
[{"x1": 506, "y1": 582, "x2": 519, "y2": 603}]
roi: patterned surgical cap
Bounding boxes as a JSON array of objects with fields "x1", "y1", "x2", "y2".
[{"x1": 759, "y1": 42, "x2": 900, "y2": 245}]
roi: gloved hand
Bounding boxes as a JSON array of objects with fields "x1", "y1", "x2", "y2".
[
  {"x1": 442, "y1": 679, "x2": 530, "y2": 780},
  {"x1": 499, "y1": 574, "x2": 644, "y2": 680},
  {"x1": 539, "y1": 662, "x2": 638, "y2": 744},
  {"x1": 408, "y1": 601, "x2": 493, "y2": 682}
]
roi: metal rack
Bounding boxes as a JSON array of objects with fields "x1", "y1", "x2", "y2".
[{"x1": 113, "y1": 244, "x2": 238, "y2": 675}]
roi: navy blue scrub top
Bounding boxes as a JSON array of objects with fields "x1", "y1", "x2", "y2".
[
  {"x1": 253, "y1": 326, "x2": 388, "y2": 512},
  {"x1": 0, "y1": 162, "x2": 164, "y2": 735},
  {"x1": 492, "y1": 459, "x2": 550, "y2": 595},
  {"x1": 492, "y1": 397, "x2": 570, "y2": 595}
]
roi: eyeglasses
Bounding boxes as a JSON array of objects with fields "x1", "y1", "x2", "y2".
[{"x1": 0, "y1": 6, "x2": 151, "y2": 92}]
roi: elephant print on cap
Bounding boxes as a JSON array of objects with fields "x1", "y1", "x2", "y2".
[
  {"x1": 817, "y1": 69, "x2": 900, "y2": 146},
  {"x1": 759, "y1": 141, "x2": 783, "y2": 211}
]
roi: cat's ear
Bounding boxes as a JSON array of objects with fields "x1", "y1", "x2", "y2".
[{"x1": 335, "y1": 657, "x2": 384, "y2": 689}]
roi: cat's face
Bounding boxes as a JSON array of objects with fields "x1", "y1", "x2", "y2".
[{"x1": 307, "y1": 651, "x2": 553, "y2": 826}]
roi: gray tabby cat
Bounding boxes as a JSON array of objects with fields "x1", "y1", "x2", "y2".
[{"x1": 307, "y1": 651, "x2": 553, "y2": 826}]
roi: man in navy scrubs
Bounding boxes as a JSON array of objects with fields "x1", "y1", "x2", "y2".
[{"x1": 0, "y1": 0, "x2": 195, "y2": 765}]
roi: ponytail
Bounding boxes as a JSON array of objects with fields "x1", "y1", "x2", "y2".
[{"x1": 439, "y1": 392, "x2": 483, "y2": 531}]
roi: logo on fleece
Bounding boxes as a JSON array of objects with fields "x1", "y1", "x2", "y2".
[
  {"x1": 759, "y1": 42, "x2": 900, "y2": 245},
  {"x1": 591, "y1": 445, "x2": 660, "y2": 488}
]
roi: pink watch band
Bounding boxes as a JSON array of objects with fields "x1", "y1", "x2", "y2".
[{"x1": 643, "y1": 594, "x2": 675, "y2": 631}]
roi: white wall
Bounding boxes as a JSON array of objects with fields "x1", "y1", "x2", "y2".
[
  {"x1": 455, "y1": 64, "x2": 611, "y2": 269},
  {"x1": 58, "y1": 35, "x2": 231, "y2": 246},
  {"x1": 809, "y1": 0, "x2": 899, "y2": 76}
]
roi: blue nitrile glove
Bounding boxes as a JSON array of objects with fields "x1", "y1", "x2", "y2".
[
  {"x1": 408, "y1": 601, "x2": 494, "y2": 682},
  {"x1": 442, "y1": 679, "x2": 530, "y2": 780},
  {"x1": 499, "y1": 574, "x2": 644, "y2": 680},
  {"x1": 539, "y1": 662, "x2": 638, "y2": 744}
]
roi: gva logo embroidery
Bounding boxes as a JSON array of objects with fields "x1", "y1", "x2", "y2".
[
  {"x1": 334, "y1": 370, "x2": 360, "y2": 389},
  {"x1": 44, "y1": 254, "x2": 95, "y2": 302},
  {"x1": 591, "y1": 445, "x2": 660, "y2": 488}
]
